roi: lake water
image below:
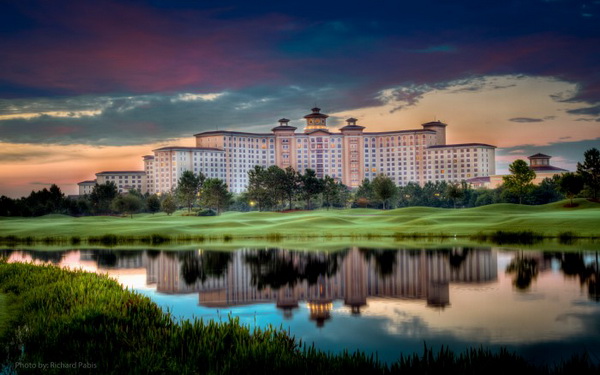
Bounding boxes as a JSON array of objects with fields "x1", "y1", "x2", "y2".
[{"x1": 2, "y1": 246, "x2": 600, "y2": 365}]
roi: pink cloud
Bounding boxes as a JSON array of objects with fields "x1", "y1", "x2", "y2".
[{"x1": 0, "y1": 2, "x2": 289, "y2": 94}]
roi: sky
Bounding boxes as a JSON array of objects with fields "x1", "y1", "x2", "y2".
[{"x1": 0, "y1": 0, "x2": 599, "y2": 197}]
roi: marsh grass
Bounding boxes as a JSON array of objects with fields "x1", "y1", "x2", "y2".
[
  {"x1": 0, "y1": 262, "x2": 598, "y2": 374},
  {"x1": 470, "y1": 231, "x2": 545, "y2": 245}
]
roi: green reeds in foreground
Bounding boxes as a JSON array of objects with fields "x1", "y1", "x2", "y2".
[{"x1": 0, "y1": 261, "x2": 598, "y2": 375}]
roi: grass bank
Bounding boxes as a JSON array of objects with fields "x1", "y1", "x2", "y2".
[
  {"x1": 0, "y1": 261, "x2": 597, "y2": 374},
  {"x1": 0, "y1": 199, "x2": 598, "y2": 245}
]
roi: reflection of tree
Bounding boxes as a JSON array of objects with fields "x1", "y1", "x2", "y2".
[
  {"x1": 178, "y1": 251, "x2": 232, "y2": 286},
  {"x1": 180, "y1": 252, "x2": 204, "y2": 285},
  {"x1": 588, "y1": 269, "x2": 600, "y2": 302},
  {"x1": 92, "y1": 250, "x2": 140, "y2": 268},
  {"x1": 559, "y1": 252, "x2": 600, "y2": 302},
  {"x1": 94, "y1": 250, "x2": 117, "y2": 267},
  {"x1": 0, "y1": 250, "x2": 14, "y2": 259},
  {"x1": 560, "y1": 253, "x2": 587, "y2": 278},
  {"x1": 359, "y1": 249, "x2": 398, "y2": 277},
  {"x1": 146, "y1": 249, "x2": 160, "y2": 258},
  {"x1": 244, "y1": 249, "x2": 343, "y2": 290},
  {"x1": 506, "y1": 252, "x2": 538, "y2": 291},
  {"x1": 448, "y1": 248, "x2": 471, "y2": 270},
  {"x1": 28, "y1": 250, "x2": 66, "y2": 264}
]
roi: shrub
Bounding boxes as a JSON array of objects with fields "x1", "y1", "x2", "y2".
[{"x1": 197, "y1": 209, "x2": 217, "y2": 216}]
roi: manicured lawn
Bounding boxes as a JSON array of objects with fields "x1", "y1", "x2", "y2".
[{"x1": 0, "y1": 199, "x2": 599, "y2": 241}]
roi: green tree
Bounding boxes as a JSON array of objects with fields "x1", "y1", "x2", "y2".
[
  {"x1": 111, "y1": 194, "x2": 143, "y2": 218},
  {"x1": 472, "y1": 188, "x2": 497, "y2": 206},
  {"x1": 398, "y1": 182, "x2": 422, "y2": 207},
  {"x1": 161, "y1": 194, "x2": 177, "y2": 215},
  {"x1": 422, "y1": 181, "x2": 448, "y2": 207},
  {"x1": 200, "y1": 178, "x2": 233, "y2": 214},
  {"x1": 247, "y1": 166, "x2": 274, "y2": 211},
  {"x1": 333, "y1": 182, "x2": 351, "y2": 208},
  {"x1": 372, "y1": 174, "x2": 397, "y2": 209},
  {"x1": 577, "y1": 147, "x2": 600, "y2": 200},
  {"x1": 281, "y1": 166, "x2": 300, "y2": 210},
  {"x1": 299, "y1": 169, "x2": 324, "y2": 210},
  {"x1": 503, "y1": 159, "x2": 536, "y2": 204},
  {"x1": 322, "y1": 176, "x2": 338, "y2": 210},
  {"x1": 446, "y1": 183, "x2": 464, "y2": 209},
  {"x1": 559, "y1": 172, "x2": 585, "y2": 207},
  {"x1": 355, "y1": 178, "x2": 375, "y2": 208},
  {"x1": 265, "y1": 165, "x2": 288, "y2": 209},
  {"x1": 176, "y1": 171, "x2": 205, "y2": 213},
  {"x1": 127, "y1": 188, "x2": 144, "y2": 199},
  {"x1": 146, "y1": 194, "x2": 161, "y2": 214},
  {"x1": 528, "y1": 176, "x2": 563, "y2": 205},
  {"x1": 47, "y1": 184, "x2": 66, "y2": 213},
  {"x1": 0, "y1": 195, "x2": 17, "y2": 216},
  {"x1": 90, "y1": 181, "x2": 118, "y2": 214},
  {"x1": 460, "y1": 181, "x2": 474, "y2": 207},
  {"x1": 69, "y1": 196, "x2": 92, "y2": 216},
  {"x1": 230, "y1": 192, "x2": 251, "y2": 212}
]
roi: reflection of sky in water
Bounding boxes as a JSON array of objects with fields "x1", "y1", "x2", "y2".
[
  {"x1": 137, "y1": 285, "x2": 600, "y2": 364},
  {"x1": 134, "y1": 250, "x2": 600, "y2": 364},
  {"x1": 5, "y1": 248, "x2": 600, "y2": 365}
]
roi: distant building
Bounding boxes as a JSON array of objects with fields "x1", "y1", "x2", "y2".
[
  {"x1": 146, "y1": 147, "x2": 225, "y2": 194},
  {"x1": 527, "y1": 153, "x2": 569, "y2": 182},
  {"x1": 189, "y1": 108, "x2": 495, "y2": 193},
  {"x1": 82, "y1": 107, "x2": 497, "y2": 194},
  {"x1": 146, "y1": 247, "x2": 498, "y2": 325},
  {"x1": 96, "y1": 171, "x2": 146, "y2": 194},
  {"x1": 472, "y1": 153, "x2": 568, "y2": 188},
  {"x1": 77, "y1": 180, "x2": 96, "y2": 195}
]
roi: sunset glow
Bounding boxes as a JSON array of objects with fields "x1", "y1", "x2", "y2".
[{"x1": 1, "y1": 0, "x2": 598, "y2": 197}]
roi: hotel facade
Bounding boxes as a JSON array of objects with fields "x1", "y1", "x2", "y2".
[{"x1": 79, "y1": 108, "x2": 497, "y2": 195}]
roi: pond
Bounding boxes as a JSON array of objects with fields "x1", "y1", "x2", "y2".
[{"x1": 2, "y1": 246, "x2": 600, "y2": 365}]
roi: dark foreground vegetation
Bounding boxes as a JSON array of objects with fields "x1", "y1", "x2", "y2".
[{"x1": 0, "y1": 262, "x2": 598, "y2": 375}]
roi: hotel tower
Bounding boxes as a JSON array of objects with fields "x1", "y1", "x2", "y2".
[{"x1": 80, "y1": 108, "x2": 496, "y2": 194}]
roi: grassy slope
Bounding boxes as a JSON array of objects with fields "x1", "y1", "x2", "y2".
[
  {"x1": 0, "y1": 262, "x2": 594, "y2": 375},
  {"x1": 0, "y1": 199, "x2": 599, "y2": 240}
]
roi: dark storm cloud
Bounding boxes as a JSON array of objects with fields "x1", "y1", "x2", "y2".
[
  {"x1": 29, "y1": 181, "x2": 54, "y2": 186},
  {"x1": 386, "y1": 85, "x2": 436, "y2": 113},
  {"x1": 0, "y1": 150, "x2": 55, "y2": 162},
  {"x1": 509, "y1": 118, "x2": 545, "y2": 123},
  {"x1": 567, "y1": 105, "x2": 600, "y2": 116}
]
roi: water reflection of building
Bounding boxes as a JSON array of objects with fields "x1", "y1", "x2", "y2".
[
  {"x1": 4, "y1": 247, "x2": 498, "y2": 328},
  {"x1": 144, "y1": 247, "x2": 498, "y2": 325},
  {"x1": 344, "y1": 248, "x2": 367, "y2": 314}
]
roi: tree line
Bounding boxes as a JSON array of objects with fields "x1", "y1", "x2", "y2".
[{"x1": 0, "y1": 148, "x2": 598, "y2": 216}]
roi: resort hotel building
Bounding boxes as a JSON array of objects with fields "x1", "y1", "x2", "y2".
[{"x1": 79, "y1": 107, "x2": 497, "y2": 195}]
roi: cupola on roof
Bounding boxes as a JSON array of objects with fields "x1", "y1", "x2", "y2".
[
  {"x1": 422, "y1": 120, "x2": 447, "y2": 127},
  {"x1": 303, "y1": 107, "x2": 329, "y2": 119},
  {"x1": 303, "y1": 107, "x2": 329, "y2": 133}
]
